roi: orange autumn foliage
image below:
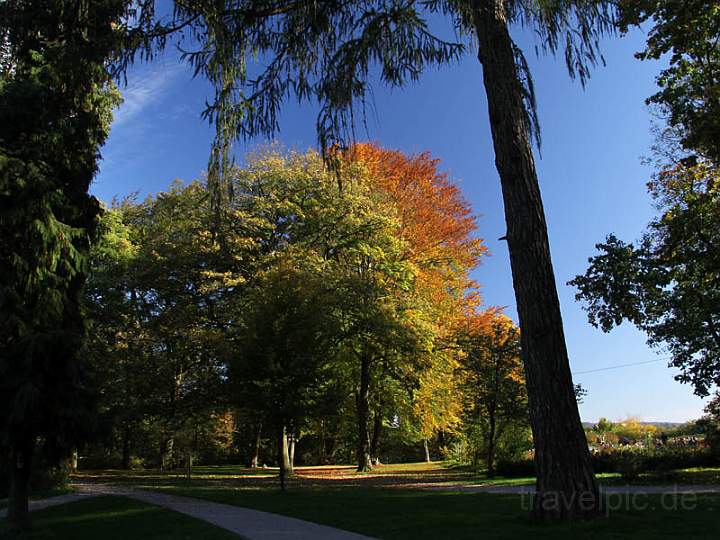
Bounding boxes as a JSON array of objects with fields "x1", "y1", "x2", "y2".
[
  {"x1": 348, "y1": 143, "x2": 487, "y2": 328},
  {"x1": 349, "y1": 143, "x2": 485, "y2": 267}
]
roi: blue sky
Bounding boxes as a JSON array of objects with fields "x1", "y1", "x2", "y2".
[{"x1": 94, "y1": 22, "x2": 709, "y2": 423}]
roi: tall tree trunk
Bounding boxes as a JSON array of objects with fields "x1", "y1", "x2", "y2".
[
  {"x1": 7, "y1": 438, "x2": 33, "y2": 530},
  {"x1": 121, "y1": 425, "x2": 131, "y2": 470},
  {"x1": 250, "y1": 422, "x2": 262, "y2": 468},
  {"x1": 355, "y1": 355, "x2": 373, "y2": 472},
  {"x1": 326, "y1": 429, "x2": 337, "y2": 464},
  {"x1": 288, "y1": 432, "x2": 296, "y2": 471},
  {"x1": 423, "y1": 439, "x2": 431, "y2": 463},
  {"x1": 159, "y1": 346, "x2": 182, "y2": 471},
  {"x1": 370, "y1": 410, "x2": 382, "y2": 465},
  {"x1": 319, "y1": 419, "x2": 327, "y2": 465},
  {"x1": 159, "y1": 434, "x2": 174, "y2": 471},
  {"x1": 185, "y1": 450, "x2": 193, "y2": 480},
  {"x1": 278, "y1": 425, "x2": 292, "y2": 490},
  {"x1": 70, "y1": 448, "x2": 79, "y2": 472},
  {"x1": 280, "y1": 425, "x2": 293, "y2": 475},
  {"x1": 438, "y1": 430, "x2": 447, "y2": 448},
  {"x1": 486, "y1": 403, "x2": 497, "y2": 477},
  {"x1": 472, "y1": 0, "x2": 600, "y2": 521}
]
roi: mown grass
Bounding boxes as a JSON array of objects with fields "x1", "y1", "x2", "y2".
[
  {"x1": 6, "y1": 462, "x2": 720, "y2": 539},
  {"x1": 74, "y1": 462, "x2": 720, "y2": 539},
  {"x1": 147, "y1": 485, "x2": 720, "y2": 540},
  {"x1": 0, "y1": 488, "x2": 74, "y2": 511},
  {"x1": 0, "y1": 496, "x2": 240, "y2": 540},
  {"x1": 73, "y1": 461, "x2": 530, "y2": 491},
  {"x1": 74, "y1": 461, "x2": 720, "y2": 492},
  {"x1": 602, "y1": 467, "x2": 720, "y2": 486}
]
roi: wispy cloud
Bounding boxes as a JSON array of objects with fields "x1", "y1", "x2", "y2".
[{"x1": 112, "y1": 61, "x2": 186, "y2": 128}]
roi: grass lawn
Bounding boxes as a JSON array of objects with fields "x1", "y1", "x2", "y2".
[
  {"x1": 74, "y1": 461, "x2": 720, "y2": 492},
  {"x1": 603, "y1": 467, "x2": 720, "y2": 486},
  {"x1": 74, "y1": 461, "x2": 534, "y2": 490},
  {"x1": 62, "y1": 462, "x2": 720, "y2": 539},
  {"x1": 0, "y1": 496, "x2": 240, "y2": 540},
  {"x1": 148, "y1": 485, "x2": 720, "y2": 539},
  {"x1": 0, "y1": 488, "x2": 75, "y2": 511}
]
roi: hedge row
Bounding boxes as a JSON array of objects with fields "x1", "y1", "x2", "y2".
[{"x1": 496, "y1": 447, "x2": 720, "y2": 480}]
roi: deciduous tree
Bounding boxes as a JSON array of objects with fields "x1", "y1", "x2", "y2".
[
  {"x1": 458, "y1": 314, "x2": 527, "y2": 476},
  {"x1": 571, "y1": 160, "x2": 720, "y2": 397}
]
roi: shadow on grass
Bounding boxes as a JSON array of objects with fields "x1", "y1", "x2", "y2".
[
  {"x1": 145, "y1": 485, "x2": 720, "y2": 540},
  {"x1": 0, "y1": 496, "x2": 238, "y2": 540}
]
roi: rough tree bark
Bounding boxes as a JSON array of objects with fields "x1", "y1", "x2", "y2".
[
  {"x1": 6, "y1": 438, "x2": 34, "y2": 530},
  {"x1": 471, "y1": 0, "x2": 600, "y2": 521},
  {"x1": 355, "y1": 355, "x2": 373, "y2": 472}
]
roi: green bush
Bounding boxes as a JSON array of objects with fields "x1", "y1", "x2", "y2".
[
  {"x1": 493, "y1": 446, "x2": 719, "y2": 481},
  {"x1": 495, "y1": 458, "x2": 535, "y2": 478},
  {"x1": 594, "y1": 446, "x2": 719, "y2": 478},
  {"x1": 611, "y1": 448, "x2": 645, "y2": 481},
  {"x1": 441, "y1": 438, "x2": 471, "y2": 466},
  {"x1": 0, "y1": 454, "x2": 70, "y2": 498}
]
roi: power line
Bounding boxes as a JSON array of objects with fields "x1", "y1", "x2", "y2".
[{"x1": 572, "y1": 357, "x2": 669, "y2": 376}]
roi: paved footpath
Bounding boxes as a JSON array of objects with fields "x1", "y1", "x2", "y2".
[{"x1": 2, "y1": 484, "x2": 375, "y2": 540}]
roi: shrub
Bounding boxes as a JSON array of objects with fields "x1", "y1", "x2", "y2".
[
  {"x1": 612, "y1": 448, "x2": 646, "y2": 481},
  {"x1": 495, "y1": 458, "x2": 535, "y2": 478},
  {"x1": 442, "y1": 438, "x2": 471, "y2": 466},
  {"x1": 0, "y1": 453, "x2": 70, "y2": 498},
  {"x1": 494, "y1": 445, "x2": 720, "y2": 481}
]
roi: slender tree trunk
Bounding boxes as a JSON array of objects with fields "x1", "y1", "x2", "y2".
[
  {"x1": 121, "y1": 425, "x2": 131, "y2": 470},
  {"x1": 438, "y1": 430, "x2": 447, "y2": 448},
  {"x1": 319, "y1": 419, "x2": 327, "y2": 465},
  {"x1": 278, "y1": 425, "x2": 292, "y2": 490},
  {"x1": 288, "y1": 432, "x2": 296, "y2": 470},
  {"x1": 486, "y1": 404, "x2": 497, "y2": 477},
  {"x1": 159, "y1": 434, "x2": 174, "y2": 471},
  {"x1": 356, "y1": 355, "x2": 373, "y2": 472},
  {"x1": 281, "y1": 425, "x2": 293, "y2": 475},
  {"x1": 326, "y1": 430, "x2": 337, "y2": 464},
  {"x1": 160, "y1": 347, "x2": 182, "y2": 471},
  {"x1": 7, "y1": 438, "x2": 33, "y2": 530},
  {"x1": 370, "y1": 411, "x2": 382, "y2": 465},
  {"x1": 471, "y1": 0, "x2": 600, "y2": 521},
  {"x1": 423, "y1": 439, "x2": 431, "y2": 463},
  {"x1": 185, "y1": 451, "x2": 193, "y2": 480},
  {"x1": 250, "y1": 422, "x2": 262, "y2": 468}
]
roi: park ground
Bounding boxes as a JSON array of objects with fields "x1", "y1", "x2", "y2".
[{"x1": 3, "y1": 462, "x2": 720, "y2": 539}]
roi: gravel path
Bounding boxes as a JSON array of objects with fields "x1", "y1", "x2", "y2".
[{"x1": 73, "y1": 483, "x2": 376, "y2": 540}]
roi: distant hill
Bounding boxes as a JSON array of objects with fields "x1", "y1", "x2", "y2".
[{"x1": 582, "y1": 421, "x2": 685, "y2": 429}]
